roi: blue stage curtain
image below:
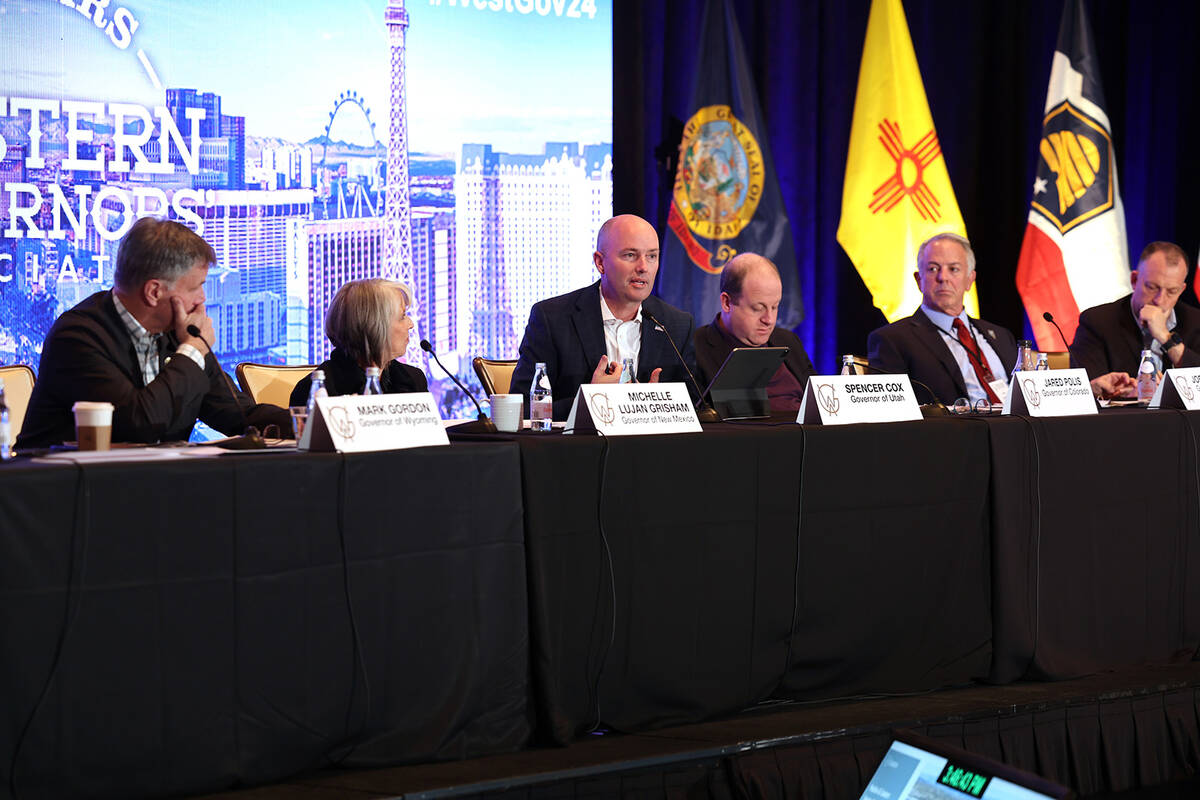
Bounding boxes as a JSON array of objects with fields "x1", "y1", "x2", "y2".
[{"x1": 615, "y1": 0, "x2": 1200, "y2": 373}]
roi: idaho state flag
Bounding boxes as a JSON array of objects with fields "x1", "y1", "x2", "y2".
[
  {"x1": 837, "y1": 0, "x2": 975, "y2": 323},
  {"x1": 659, "y1": 0, "x2": 803, "y2": 328},
  {"x1": 1016, "y1": 0, "x2": 1130, "y2": 350}
]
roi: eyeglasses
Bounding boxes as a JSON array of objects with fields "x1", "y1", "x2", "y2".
[{"x1": 950, "y1": 397, "x2": 1002, "y2": 415}]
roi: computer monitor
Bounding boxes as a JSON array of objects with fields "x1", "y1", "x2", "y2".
[{"x1": 859, "y1": 730, "x2": 1073, "y2": 800}]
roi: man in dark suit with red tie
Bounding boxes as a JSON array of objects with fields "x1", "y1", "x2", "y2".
[{"x1": 867, "y1": 232, "x2": 1018, "y2": 406}]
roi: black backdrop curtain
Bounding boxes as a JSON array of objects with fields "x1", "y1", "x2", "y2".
[{"x1": 614, "y1": 0, "x2": 1200, "y2": 374}]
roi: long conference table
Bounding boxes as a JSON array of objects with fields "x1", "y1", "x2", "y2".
[{"x1": 1, "y1": 409, "x2": 1198, "y2": 798}]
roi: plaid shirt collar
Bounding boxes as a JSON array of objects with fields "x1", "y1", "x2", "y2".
[{"x1": 112, "y1": 291, "x2": 163, "y2": 386}]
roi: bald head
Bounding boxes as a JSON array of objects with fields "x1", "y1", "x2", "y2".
[
  {"x1": 719, "y1": 252, "x2": 782, "y2": 346},
  {"x1": 593, "y1": 214, "x2": 661, "y2": 319},
  {"x1": 596, "y1": 214, "x2": 657, "y2": 252},
  {"x1": 720, "y1": 253, "x2": 779, "y2": 300},
  {"x1": 1131, "y1": 241, "x2": 1189, "y2": 320}
]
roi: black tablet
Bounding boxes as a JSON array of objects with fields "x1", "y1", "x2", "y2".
[{"x1": 701, "y1": 346, "x2": 789, "y2": 420}]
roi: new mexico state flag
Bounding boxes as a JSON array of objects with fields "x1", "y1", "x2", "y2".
[{"x1": 837, "y1": 0, "x2": 976, "y2": 322}]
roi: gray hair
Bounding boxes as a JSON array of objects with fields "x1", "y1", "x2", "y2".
[
  {"x1": 917, "y1": 232, "x2": 976, "y2": 273},
  {"x1": 325, "y1": 278, "x2": 412, "y2": 368},
  {"x1": 113, "y1": 216, "x2": 215, "y2": 292}
]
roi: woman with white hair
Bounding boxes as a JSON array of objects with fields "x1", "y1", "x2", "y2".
[{"x1": 290, "y1": 278, "x2": 427, "y2": 402}]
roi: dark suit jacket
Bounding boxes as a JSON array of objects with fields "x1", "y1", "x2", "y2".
[
  {"x1": 17, "y1": 291, "x2": 291, "y2": 448},
  {"x1": 694, "y1": 314, "x2": 815, "y2": 391},
  {"x1": 867, "y1": 308, "x2": 1018, "y2": 405},
  {"x1": 1069, "y1": 294, "x2": 1200, "y2": 379},
  {"x1": 510, "y1": 282, "x2": 698, "y2": 420},
  {"x1": 290, "y1": 348, "x2": 428, "y2": 405}
]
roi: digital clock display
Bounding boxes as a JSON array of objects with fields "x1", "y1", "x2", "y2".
[{"x1": 938, "y1": 762, "x2": 993, "y2": 797}]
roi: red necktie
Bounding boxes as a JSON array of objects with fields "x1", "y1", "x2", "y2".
[{"x1": 953, "y1": 318, "x2": 1000, "y2": 404}]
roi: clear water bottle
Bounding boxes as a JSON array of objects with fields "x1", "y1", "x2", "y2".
[
  {"x1": 362, "y1": 366, "x2": 383, "y2": 395},
  {"x1": 619, "y1": 357, "x2": 636, "y2": 384},
  {"x1": 1011, "y1": 340, "x2": 1034, "y2": 380},
  {"x1": 840, "y1": 355, "x2": 859, "y2": 376},
  {"x1": 1137, "y1": 349, "x2": 1158, "y2": 402},
  {"x1": 306, "y1": 369, "x2": 328, "y2": 415},
  {"x1": 1035, "y1": 352, "x2": 1049, "y2": 370},
  {"x1": 0, "y1": 378, "x2": 10, "y2": 461},
  {"x1": 530, "y1": 361, "x2": 552, "y2": 431}
]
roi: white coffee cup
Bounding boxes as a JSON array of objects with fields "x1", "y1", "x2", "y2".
[
  {"x1": 72, "y1": 401, "x2": 115, "y2": 451},
  {"x1": 489, "y1": 393, "x2": 523, "y2": 433}
]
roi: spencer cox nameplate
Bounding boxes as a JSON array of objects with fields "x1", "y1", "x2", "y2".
[
  {"x1": 565, "y1": 382, "x2": 702, "y2": 435},
  {"x1": 301, "y1": 393, "x2": 449, "y2": 452},
  {"x1": 797, "y1": 375, "x2": 921, "y2": 425},
  {"x1": 1003, "y1": 368, "x2": 1096, "y2": 416},
  {"x1": 1150, "y1": 367, "x2": 1200, "y2": 410}
]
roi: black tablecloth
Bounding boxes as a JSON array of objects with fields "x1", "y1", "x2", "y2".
[
  {"x1": 985, "y1": 409, "x2": 1200, "y2": 682},
  {"x1": 0, "y1": 445, "x2": 530, "y2": 800},
  {"x1": 513, "y1": 417, "x2": 992, "y2": 742},
  {"x1": 777, "y1": 417, "x2": 993, "y2": 699},
  {"x1": 515, "y1": 425, "x2": 801, "y2": 742},
  {"x1": 5, "y1": 408, "x2": 1200, "y2": 796}
]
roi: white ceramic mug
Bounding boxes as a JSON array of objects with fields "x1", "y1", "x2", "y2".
[{"x1": 489, "y1": 393, "x2": 523, "y2": 433}]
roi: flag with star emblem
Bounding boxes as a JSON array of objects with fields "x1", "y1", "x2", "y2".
[
  {"x1": 837, "y1": 0, "x2": 975, "y2": 323},
  {"x1": 1016, "y1": 0, "x2": 1130, "y2": 351}
]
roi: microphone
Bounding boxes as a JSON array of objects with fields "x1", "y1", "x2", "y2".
[
  {"x1": 1041, "y1": 311, "x2": 1071, "y2": 351},
  {"x1": 419, "y1": 339, "x2": 497, "y2": 434},
  {"x1": 643, "y1": 312, "x2": 719, "y2": 423},
  {"x1": 185, "y1": 323, "x2": 265, "y2": 449},
  {"x1": 853, "y1": 362, "x2": 948, "y2": 416}
]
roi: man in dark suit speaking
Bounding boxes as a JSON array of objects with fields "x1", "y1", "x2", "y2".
[
  {"x1": 868, "y1": 232, "x2": 1017, "y2": 406},
  {"x1": 17, "y1": 217, "x2": 290, "y2": 449},
  {"x1": 510, "y1": 214, "x2": 698, "y2": 420}
]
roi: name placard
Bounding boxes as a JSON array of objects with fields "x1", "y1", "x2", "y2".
[
  {"x1": 1150, "y1": 368, "x2": 1200, "y2": 410},
  {"x1": 301, "y1": 392, "x2": 449, "y2": 452},
  {"x1": 1003, "y1": 368, "x2": 1096, "y2": 416},
  {"x1": 797, "y1": 375, "x2": 921, "y2": 425},
  {"x1": 564, "y1": 382, "x2": 702, "y2": 435}
]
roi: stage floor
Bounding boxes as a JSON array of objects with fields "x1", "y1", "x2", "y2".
[{"x1": 196, "y1": 661, "x2": 1200, "y2": 799}]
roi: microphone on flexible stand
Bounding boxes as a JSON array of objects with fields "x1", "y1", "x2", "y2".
[
  {"x1": 643, "y1": 312, "x2": 720, "y2": 423},
  {"x1": 419, "y1": 339, "x2": 497, "y2": 433},
  {"x1": 185, "y1": 324, "x2": 265, "y2": 449},
  {"x1": 854, "y1": 362, "x2": 949, "y2": 416},
  {"x1": 1041, "y1": 311, "x2": 1072, "y2": 352}
]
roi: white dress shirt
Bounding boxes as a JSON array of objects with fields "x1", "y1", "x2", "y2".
[{"x1": 600, "y1": 288, "x2": 642, "y2": 375}]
